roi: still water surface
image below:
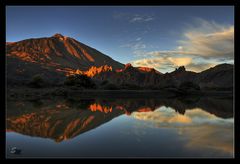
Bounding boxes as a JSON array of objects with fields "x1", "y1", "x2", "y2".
[{"x1": 6, "y1": 97, "x2": 233, "y2": 158}]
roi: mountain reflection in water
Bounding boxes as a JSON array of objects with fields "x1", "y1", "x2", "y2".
[{"x1": 7, "y1": 97, "x2": 233, "y2": 143}]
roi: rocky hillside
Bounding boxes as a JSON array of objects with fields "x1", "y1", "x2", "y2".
[
  {"x1": 197, "y1": 64, "x2": 234, "y2": 89},
  {"x1": 92, "y1": 63, "x2": 164, "y2": 87},
  {"x1": 89, "y1": 63, "x2": 233, "y2": 90},
  {"x1": 6, "y1": 33, "x2": 124, "y2": 83}
]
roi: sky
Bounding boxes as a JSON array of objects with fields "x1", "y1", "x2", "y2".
[{"x1": 6, "y1": 6, "x2": 234, "y2": 73}]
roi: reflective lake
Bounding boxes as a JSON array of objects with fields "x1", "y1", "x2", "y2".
[{"x1": 6, "y1": 96, "x2": 234, "y2": 158}]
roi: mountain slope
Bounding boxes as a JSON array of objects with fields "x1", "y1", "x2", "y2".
[
  {"x1": 6, "y1": 33, "x2": 124, "y2": 74},
  {"x1": 91, "y1": 64, "x2": 233, "y2": 90},
  {"x1": 92, "y1": 63, "x2": 165, "y2": 87},
  {"x1": 6, "y1": 33, "x2": 124, "y2": 84},
  {"x1": 162, "y1": 64, "x2": 233, "y2": 89},
  {"x1": 197, "y1": 64, "x2": 234, "y2": 89}
]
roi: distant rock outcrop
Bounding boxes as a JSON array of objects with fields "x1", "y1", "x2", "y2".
[
  {"x1": 84, "y1": 65, "x2": 113, "y2": 77},
  {"x1": 92, "y1": 63, "x2": 165, "y2": 88}
]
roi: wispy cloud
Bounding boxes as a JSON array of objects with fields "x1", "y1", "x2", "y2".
[
  {"x1": 119, "y1": 36, "x2": 147, "y2": 57},
  {"x1": 131, "y1": 19, "x2": 234, "y2": 72},
  {"x1": 143, "y1": 22, "x2": 233, "y2": 60},
  {"x1": 131, "y1": 57, "x2": 194, "y2": 72},
  {"x1": 186, "y1": 63, "x2": 216, "y2": 72},
  {"x1": 131, "y1": 57, "x2": 221, "y2": 73},
  {"x1": 179, "y1": 19, "x2": 234, "y2": 60},
  {"x1": 113, "y1": 13, "x2": 155, "y2": 23},
  {"x1": 129, "y1": 14, "x2": 155, "y2": 23},
  {"x1": 146, "y1": 50, "x2": 196, "y2": 57},
  {"x1": 133, "y1": 42, "x2": 146, "y2": 49},
  {"x1": 120, "y1": 42, "x2": 146, "y2": 50},
  {"x1": 136, "y1": 37, "x2": 142, "y2": 41},
  {"x1": 120, "y1": 41, "x2": 147, "y2": 57}
]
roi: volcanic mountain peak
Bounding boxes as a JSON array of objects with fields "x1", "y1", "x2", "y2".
[
  {"x1": 6, "y1": 34, "x2": 124, "y2": 76},
  {"x1": 52, "y1": 33, "x2": 64, "y2": 38},
  {"x1": 52, "y1": 33, "x2": 68, "y2": 41}
]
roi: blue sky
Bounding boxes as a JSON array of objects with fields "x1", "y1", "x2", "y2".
[{"x1": 6, "y1": 6, "x2": 234, "y2": 73}]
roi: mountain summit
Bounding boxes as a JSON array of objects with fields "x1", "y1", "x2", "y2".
[
  {"x1": 52, "y1": 33, "x2": 65, "y2": 38},
  {"x1": 6, "y1": 33, "x2": 124, "y2": 83},
  {"x1": 7, "y1": 33, "x2": 124, "y2": 71}
]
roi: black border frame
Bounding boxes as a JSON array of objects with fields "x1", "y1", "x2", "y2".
[{"x1": 1, "y1": 0, "x2": 239, "y2": 160}]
